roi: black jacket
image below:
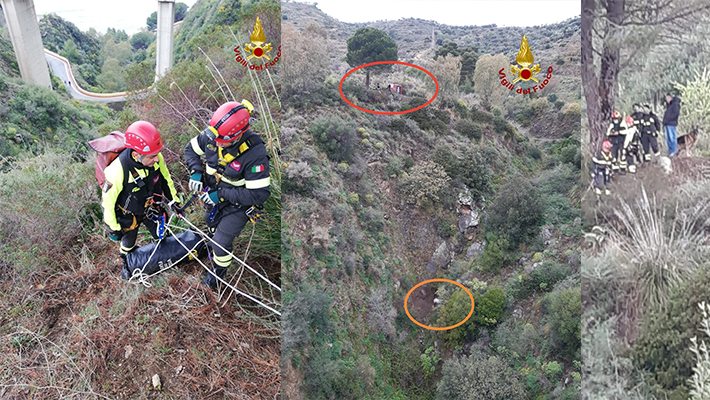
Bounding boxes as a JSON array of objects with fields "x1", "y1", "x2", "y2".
[
  {"x1": 663, "y1": 97, "x2": 681, "y2": 126},
  {"x1": 184, "y1": 129, "x2": 271, "y2": 207}
]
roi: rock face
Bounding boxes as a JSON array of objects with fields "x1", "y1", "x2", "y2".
[
  {"x1": 431, "y1": 242, "x2": 453, "y2": 270},
  {"x1": 466, "y1": 242, "x2": 485, "y2": 259},
  {"x1": 540, "y1": 224, "x2": 554, "y2": 245},
  {"x1": 457, "y1": 191, "x2": 480, "y2": 240}
]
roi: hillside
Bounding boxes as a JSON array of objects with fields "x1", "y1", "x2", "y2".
[
  {"x1": 0, "y1": 0, "x2": 281, "y2": 398},
  {"x1": 282, "y1": 2, "x2": 581, "y2": 399}
]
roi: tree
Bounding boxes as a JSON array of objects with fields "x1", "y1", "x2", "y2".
[
  {"x1": 175, "y1": 3, "x2": 189, "y2": 22},
  {"x1": 472, "y1": 54, "x2": 508, "y2": 111},
  {"x1": 429, "y1": 54, "x2": 461, "y2": 107},
  {"x1": 146, "y1": 12, "x2": 157, "y2": 30},
  {"x1": 59, "y1": 39, "x2": 80, "y2": 64},
  {"x1": 400, "y1": 161, "x2": 451, "y2": 206},
  {"x1": 282, "y1": 22, "x2": 328, "y2": 96},
  {"x1": 436, "y1": 353, "x2": 525, "y2": 400},
  {"x1": 435, "y1": 41, "x2": 478, "y2": 83},
  {"x1": 96, "y1": 58, "x2": 124, "y2": 92},
  {"x1": 581, "y1": 0, "x2": 710, "y2": 154},
  {"x1": 130, "y1": 31, "x2": 154, "y2": 50},
  {"x1": 486, "y1": 175, "x2": 544, "y2": 250},
  {"x1": 346, "y1": 27, "x2": 398, "y2": 88},
  {"x1": 546, "y1": 286, "x2": 581, "y2": 358}
]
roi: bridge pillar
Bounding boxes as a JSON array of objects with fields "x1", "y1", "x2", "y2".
[
  {"x1": 0, "y1": 0, "x2": 51, "y2": 88},
  {"x1": 155, "y1": 0, "x2": 175, "y2": 81}
]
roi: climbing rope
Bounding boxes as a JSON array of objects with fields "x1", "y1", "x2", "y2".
[{"x1": 164, "y1": 222, "x2": 281, "y2": 316}]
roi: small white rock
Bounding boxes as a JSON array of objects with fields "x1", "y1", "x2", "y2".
[
  {"x1": 152, "y1": 374, "x2": 161, "y2": 390},
  {"x1": 175, "y1": 365, "x2": 183, "y2": 376}
]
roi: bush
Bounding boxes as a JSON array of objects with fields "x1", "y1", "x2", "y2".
[
  {"x1": 436, "y1": 352, "x2": 526, "y2": 399},
  {"x1": 486, "y1": 175, "x2": 545, "y2": 250},
  {"x1": 432, "y1": 144, "x2": 459, "y2": 179},
  {"x1": 309, "y1": 115, "x2": 356, "y2": 163},
  {"x1": 0, "y1": 151, "x2": 96, "y2": 273},
  {"x1": 400, "y1": 161, "x2": 451, "y2": 206},
  {"x1": 508, "y1": 262, "x2": 572, "y2": 300},
  {"x1": 632, "y1": 270, "x2": 710, "y2": 397},
  {"x1": 470, "y1": 107, "x2": 494, "y2": 124},
  {"x1": 455, "y1": 119, "x2": 482, "y2": 141},
  {"x1": 476, "y1": 286, "x2": 505, "y2": 326},
  {"x1": 282, "y1": 285, "x2": 335, "y2": 353},
  {"x1": 459, "y1": 147, "x2": 492, "y2": 202},
  {"x1": 283, "y1": 161, "x2": 316, "y2": 196},
  {"x1": 480, "y1": 232, "x2": 508, "y2": 273},
  {"x1": 546, "y1": 286, "x2": 581, "y2": 359},
  {"x1": 436, "y1": 288, "x2": 476, "y2": 347}
]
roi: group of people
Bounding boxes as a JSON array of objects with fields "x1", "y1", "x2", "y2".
[
  {"x1": 101, "y1": 101, "x2": 271, "y2": 289},
  {"x1": 592, "y1": 93, "x2": 681, "y2": 196}
]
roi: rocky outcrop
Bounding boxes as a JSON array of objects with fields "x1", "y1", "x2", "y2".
[{"x1": 457, "y1": 191, "x2": 480, "y2": 240}]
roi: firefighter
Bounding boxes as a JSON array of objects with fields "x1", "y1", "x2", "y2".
[
  {"x1": 631, "y1": 104, "x2": 644, "y2": 135},
  {"x1": 641, "y1": 104, "x2": 661, "y2": 162},
  {"x1": 622, "y1": 115, "x2": 641, "y2": 173},
  {"x1": 184, "y1": 100, "x2": 271, "y2": 290},
  {"x1": 592, "y1": 139, "x2": 613, "y2": 196},
  {"x1": 606, "y1": 110, "x2": 626, "y2": 174},
  {"x1": 101, "y1": 121, "x2": 179, "y2": 278}
]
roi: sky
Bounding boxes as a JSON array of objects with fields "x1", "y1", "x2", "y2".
[
  {"x1": 32, "y1": 0, "x2": 199, "y2": 35},
  {"x1": 295, "y1": 0, "x2": 580, "y2": 27}
]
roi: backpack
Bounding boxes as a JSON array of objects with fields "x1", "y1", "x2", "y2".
[{"x1": 87, "y1": 131, "x2": 125, "y2": 188}]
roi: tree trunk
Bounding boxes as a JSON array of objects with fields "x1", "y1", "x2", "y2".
[
  {"x1": 366, "y1": 70, "x2": 370, "y2": 88},
  {"x1": 599, "y1": 0, "x2": 624, "y2": 133},
  {"x1": 581, "y1": 0, "x2": 604, "y2": 154}
]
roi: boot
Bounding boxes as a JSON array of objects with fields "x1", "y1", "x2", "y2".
[
  {"x1": 201, "y1": 266, "x2": 228, "y2": 290},
  {"x1": 120, "y1": 254, "x2": 130, "y2": 280}
]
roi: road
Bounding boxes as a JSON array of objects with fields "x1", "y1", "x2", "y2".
[{"x1": 44, "y1": 49, "x2": 127, "y2": 103}]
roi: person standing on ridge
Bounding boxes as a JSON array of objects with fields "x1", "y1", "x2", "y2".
[
  {"x1": 606, "y1": 110, "x2": 626, "y2": 174},
  {"x1": 101, "y1": 121, "x2": 179, "y2": 278},
  {"x1": 184, "y1": 100, "x2": 271, "y2": 290},
  {"x1": 592, "y1": 139, "x2": 614, "y2": 196},
  {"x1": 641, "y1": 104, "x2": 661, "y2": 162},
  {"x1": 663, "y1": 93, "x2": 681, "y2": 157}
]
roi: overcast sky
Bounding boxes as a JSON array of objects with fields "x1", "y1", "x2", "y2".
[
  {"x1": 294, "y1": 0, "x2": 580, "y2": 27},
  {"x1": 32, "y1": 0, "x2": 198, "y2": 35}
]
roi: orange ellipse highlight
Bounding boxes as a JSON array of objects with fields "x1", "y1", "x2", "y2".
[
  {"x1": 339, "y1": 61, "x2": 439, "y2": 115},
  {"x1": 404, "y1": 278, "x2": 474, "y2": 331}
]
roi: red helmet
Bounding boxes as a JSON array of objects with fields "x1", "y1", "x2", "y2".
[
  {"x1": 209, "y1": 101, "x2": 251, "y2": 145},
  {"x1": 612, "y1": 110, "x2": 621, "y2": 120},
  {"x1": 124, "y1": 121, "x2": 162, "y2": 155},
  {"x1": 602, "y1": 140, "x2": 612, "y2": 152}
]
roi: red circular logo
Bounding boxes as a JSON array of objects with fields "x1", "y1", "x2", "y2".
[
  {"x1": 521, "y1": 69, "x2": 531, "y2": 80},
  {"x1": 254, "y1": 48, "x2": 264, "y2": 57}
]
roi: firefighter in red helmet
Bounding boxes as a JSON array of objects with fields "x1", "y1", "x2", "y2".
[
  {"x1": 184, "y1": 100, "x2": 271, "y2": 290},
  {"x1": 592, "y1": 139, "x2": 613, "y2": 196},
  {"x1": 606, "y1": 110, "x2": 626, "y2": 174},
  {"x1": 101, "y1": 121, "x2": 179, "y2": 277}
]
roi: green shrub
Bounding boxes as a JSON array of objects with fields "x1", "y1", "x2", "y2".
[
  {"x1": 309, "y1": 115, "x2": 356, "y2": 163},
  {"x1": 459, "y1": 147, "x2": 492, "y2": 202},
  {"x1": 632, "y1": 271, "x2": 710, "y2": 397},
  {"x1": 476, "y1": 286, "x2": 505, "y2": 326},
  {"x1": 543, "y1": 361, "x2": 563, "y2": 379},
  {"x1": 480, "y1": 232, "x2": 508, "y2": 273},
  {"x1": 486, "y1": 175, "x2": 544, "y2": 250},
  {"x1": 546, "y1": 286, "x2": 581, "y2": 359},
  {"x1": 400, "y1": 161, "x2": 451, "y2": 206},
  {"x1": 508, "y1": 262, "x2": 572, "y2": 300},
  {"x1": 385, "y1": 156, "x2": 403, "y2": 177},
  {"x1": 455, "y1": 119, "x2": 482, "y2": 141},
  {"x1": 436, "y1": 353, "x2": 526, "y2": 399},
  {"x1": 436, "y1": 288, "x2": 476, "y2": 347},
  {"x1": 470, "y1": 107, "x2": 494, "y2": 124},
  {"x1": 433, "y1": 144, "x2": 459, "y2": 179},
  {"x1": 0, "y1": 151, "x2": 96, "y2": 272},
  {"x1": 282, "y1": 285, "x2": 335, "y2": 353}
]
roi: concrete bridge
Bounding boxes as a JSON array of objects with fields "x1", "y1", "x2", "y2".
[{"x1": 0, "y1": 0, "x2": 177, "y2": 99}]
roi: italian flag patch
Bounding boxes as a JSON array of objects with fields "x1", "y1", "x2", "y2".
[{"x1": 251, "y1": 165, "x2": 264, "y2": 173}]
